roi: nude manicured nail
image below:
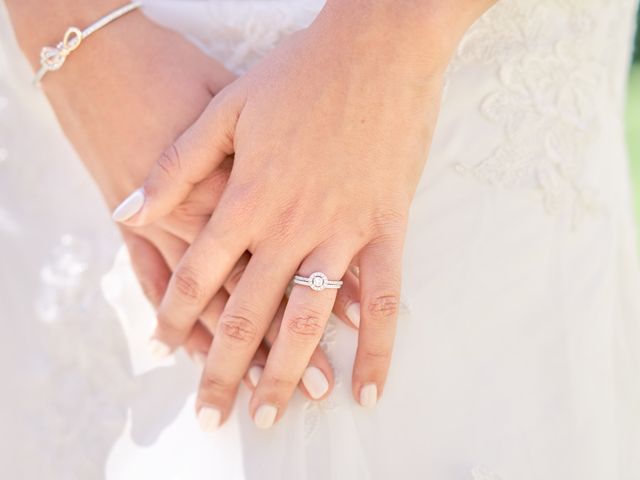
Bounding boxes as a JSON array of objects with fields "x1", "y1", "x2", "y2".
[
  {"x1": 198, "y1": 406, "x2": 222, "y2": 432},
  {"x1": 148, "y1": 338, "x2": 171, "y2": 359},
  {"x1": 359, "y1": 383, "x2": 378, "y2": 408},
  {"x1": 346, "y1": 302, "x2": 361, "y2": 328},
  {"x1": 302, "y1": 366, "x2": 329, "y2": 399},
  {"x1": 112, "y1": 188, "x2": 145, "y2": 222},
  {"x1": 248, "y1": 365, "x2": 264, "y2": 387},
  {"x1": 254, "y1": 404, "x2": 278, "y2": 429},
  {"x1": 192, "y1": 352, "x2": 207, "y2": 368}
]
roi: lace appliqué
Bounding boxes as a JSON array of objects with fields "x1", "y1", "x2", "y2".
[{"x1": 450, "y1": 0, "x2": 633, "y2": 226}]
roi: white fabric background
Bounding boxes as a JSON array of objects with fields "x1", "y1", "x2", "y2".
[{"x1": 0, "y1": 0, "x2": 639, "y2": 478}]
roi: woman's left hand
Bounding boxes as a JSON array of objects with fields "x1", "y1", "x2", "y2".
[{"x1": 116, "y1": 1, "x2": 453, "y2": 428}]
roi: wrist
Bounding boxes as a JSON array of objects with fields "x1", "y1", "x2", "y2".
[
  {"x1": 5, "y1": 0, "x2": 138, "y2": 66},
  {"x1": 315, "y1": 0, "x2": 494, "y2": 76}
]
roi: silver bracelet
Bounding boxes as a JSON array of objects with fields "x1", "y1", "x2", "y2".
[{"x1": 33, "y1": 1, "x2": 143, "y2": 85}]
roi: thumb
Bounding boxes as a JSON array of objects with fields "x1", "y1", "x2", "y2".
[{"x1": 112, "y1": 88, "x2": 244, "y2": 226}]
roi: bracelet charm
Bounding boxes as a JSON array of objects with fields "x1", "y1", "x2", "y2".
[
  {"x1": 39, "y1": 27, "x2": 83, "y2": 74},
  {"x1": 33, "y1": 1, "x2": 142, "y2": 85}
]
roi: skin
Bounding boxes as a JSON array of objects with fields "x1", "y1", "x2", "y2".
[
  {"x1": 119, "y1": 0, "x2": 498, "y2": 429},
  {"x1": 5, "y1": 0, "x2": 360, "y2": 405}
]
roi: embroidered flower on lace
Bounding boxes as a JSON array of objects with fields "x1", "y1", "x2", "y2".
[
  {"x1": 36, "y1": 234, "x2": 93, "y2": 323},
  {"x1": 450, "y1": 0, "x2": 632, "y2": 225}
]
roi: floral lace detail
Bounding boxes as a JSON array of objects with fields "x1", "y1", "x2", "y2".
[
  {"x1": 36, "y1": 235, "x2": 94, "y2": 324},
  {"x1": 450, "y1": 0, "x2": 637, "y2": 225}
]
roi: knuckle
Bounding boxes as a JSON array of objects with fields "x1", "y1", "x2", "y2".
[
  {"x1": 267, "y1": 199, "x2": 301, "y2": 242},
  {"x1": 366, "y1": 293, "x2": 400, "y2": 320},
  {"x1": 173, "y1": 267, "x2": 205, "y2": 305},
  {"x1": 363, "y1": 345, "x2": 392, "y2": 362},
  {"x1": 369, "y1": 209, "x2": 407, "y2": 235},
  {"x1": 284, "y1": 310, "x2": 325, "y2": 340},
  {"x1": 268, "y1": 374, "x2": 297, "y2": 391},
  {"x1": 172, "y1": 201, "x2": 208, "y2": 223},
  {"x1": 156, "y1": 311, "x2": 187, "y2": 339},
  {"x1": 157, "y1": 143, "x2": 182, "y2": 180},
  {"x1": 218, "y1": 312, "x2": 258, "y2": 348},
  {"x1": 201, "y1": 371, "x2": 235, "y2": 392}
]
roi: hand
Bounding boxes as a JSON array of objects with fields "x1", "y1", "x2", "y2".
[
  {"x1": 5, "y1": 2, "x2": 359, "y2": 419},
  {"x1": 116, "y1": 1, "x2": 454, "y2": 428}
]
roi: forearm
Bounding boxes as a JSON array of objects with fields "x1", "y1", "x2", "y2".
[
  {"x1": 4, "y1": 0, "x2": 230, "y2": 208},
  {"x1": 316, "y1": 0, "x2": 497, "y2": 76}
]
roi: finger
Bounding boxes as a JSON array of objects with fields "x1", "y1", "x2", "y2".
[
  {"x1": 352, "y1": 231, "x2": 405, "y2": 409},
  {"x1": 152, "y1": 201, "x2": 250, "y2": 351},
  {"x1": 259, "y1": 299, "x2": 335, "y2": 401},
  {"x1": 227, "y1": 250, "x2": 358, "y2": 332},
  {"x1": 196, "y1": 250, "x2": 299, "y2": 430},
  {"x1": 157, "y1": 158, "x2": 233, "y2": 244},
  {"x1": 141, "y1": 228, "x2": 232, "y2": 353},
  {"x1": 184, "y1": 322, "x2": 213, "y2": 367},
  {"x1": 142, "y1": 226, "x2": 187, "y2": 270},
  {"x1": 111, "y1": 89, "x2": 245, "y2": 226},
  {"x1": 224, "y1": 252, "x2": 336, "y2": 400},
  {"x1": 250, "y1": 243, "x2": 355, "y2": 428},
  {"x1": 121, "y1": 230, "x2": 171, "y2": 308},
  {"x1": 197, "y1": 289, "x2": 228, "y2": 333},
  {"x1": 333, "y1": 268, "x2": 361, "y2": 329},
  {"x1": 243, "y1": 344, "x2": 268, "y2": 391}
]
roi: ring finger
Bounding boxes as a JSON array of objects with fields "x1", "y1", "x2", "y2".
[{"x1": 250, "y1": 241, "x2": 358, "y2": 428}]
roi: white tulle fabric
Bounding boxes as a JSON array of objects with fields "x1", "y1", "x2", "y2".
[{"x1": 1, "y1": 0, "x2": 639, "y2": 479}]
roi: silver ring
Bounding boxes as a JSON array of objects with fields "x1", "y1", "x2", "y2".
[{"x1": 293, "y1": 272, "x2": 343, "y2": 291}]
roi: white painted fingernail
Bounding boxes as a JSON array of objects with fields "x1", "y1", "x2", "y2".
[
  {"x1": 192, "y1": 352, "x2": 207, "y2": 368},
  {"x1": 198, "y1": 406, "x2": 222, "y2": 432},
  {"x1": 346, "y1": 302, "x2": 361, "y2": 328},
  {"x1": 248, "y1": 365, "x2": 264, "y2": 387},
  {"x1": 112, "y1": 188, "x2": 145, "y2": 222},
  {"x1": 148, "y1": 338, "x2": 171, "y2": 359},
  {"x1": 302, "y1": 366, "x2": 329, "y2": 399},
  {"x1": 359, "y1": 383, "x2": 378, "y2": 408},
  {"x1": 254, "y1": 404, "x2": 278, "y2": 429}
]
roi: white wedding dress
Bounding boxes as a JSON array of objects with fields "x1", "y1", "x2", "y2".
[{"x1": 1, "y1": 0, "x2": 639, "y2": 479}]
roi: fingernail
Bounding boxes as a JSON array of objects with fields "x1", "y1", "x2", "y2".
[
  {"x1": 302, "y1": 366, "x2": 329, "y2": 400},
  {"x1": 248, "y1": 365, "x2": 264, "y2": 388},
  {"x1": 148, "y1": 338, "x2": 171, "y2": 359},
  {"x1": 197, "y1": 406, "x2": 222, "y2": 432},
  {"x1": 346, "y1": 302, "x2": 361, "y2": 328},
  {"x1": 359, "y1": 383, "x2": 378, "y2": 408},
  {"x1": 112, "y1": 188, "x2": 145, "y2": 222},
  {"x1": 192, "y1": 352, "x2": 207, "y2": 368},
  {"x1": 254, "y1": 404, "x2": 278, "y2": 429}
]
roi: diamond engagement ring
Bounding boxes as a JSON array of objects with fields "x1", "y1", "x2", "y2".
[{"x1": 293, "y1": 272, "x2": 343, "y2": 291}]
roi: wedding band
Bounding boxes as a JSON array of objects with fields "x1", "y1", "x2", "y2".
[{"x1": 293, "y1": 272, "x2": 343, "y2": 292}]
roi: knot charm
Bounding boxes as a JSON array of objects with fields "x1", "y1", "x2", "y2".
[
  {"x1": 39, "y1": 27, "x2": 83, "y2": 73},
  {"x1": 32, "y1": 2, "x2": 142, "y2": 85}
]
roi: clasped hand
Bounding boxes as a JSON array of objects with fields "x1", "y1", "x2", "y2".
[{"x1": 113, "y1": 6, "x2": 442, "y2": 431}]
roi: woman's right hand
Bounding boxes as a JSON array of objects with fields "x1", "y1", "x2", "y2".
[{"x1": 5, "y1": 2, "x2": 361, "y2": 423}]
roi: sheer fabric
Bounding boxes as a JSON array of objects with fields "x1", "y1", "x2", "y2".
[{"x1": 0, "y1": 1, "x2": 639, "y2": 478}]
